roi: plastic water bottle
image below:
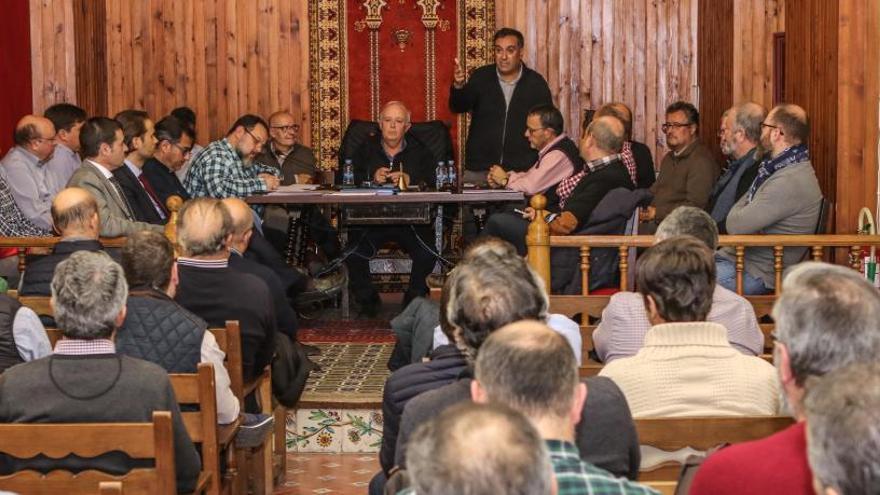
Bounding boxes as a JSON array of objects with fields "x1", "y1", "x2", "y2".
[
  {"x1": 343, "y1": 159, "x2": 354, "y2": 186},
  {"x1": 435, "y1": 161, "x2": 447, "y2": 191},
  {"x1": 446, "y1": 159, "x2": 457, "y2": 192}
]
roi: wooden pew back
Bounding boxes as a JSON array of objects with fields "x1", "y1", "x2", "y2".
[{"x1": 169, "y1": 363, "x2": 222, "y2": 495}]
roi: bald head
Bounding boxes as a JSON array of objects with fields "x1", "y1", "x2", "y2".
[
  {"x1": 14, "y1": 115, "x2": 56, "y2": 161},
  {"x1": 595, "y1": 102, "x2": 633, "y2": 139},
  {"x1": 221, "y1": 198, "x2": 255, "y2": 252},
  {"x1": 51, "y1": 187, "x2": 99, "y2": 238},
  {"x1": 770, "y1": 103, "x2": 809, "y2": 144},
  {"x1": 267, "y1": 110, "x2": 299, "y2": 150},
  {"x1": 580, "y1": 115, "x2": 625, "y2": 161},
  {"x1": 176, "y1": 198, "x2": 233, "y2": 258}
]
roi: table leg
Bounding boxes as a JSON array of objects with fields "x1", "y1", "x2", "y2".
[{"x1": 434, "y1": 205, "x2": 443, "y2": 273}]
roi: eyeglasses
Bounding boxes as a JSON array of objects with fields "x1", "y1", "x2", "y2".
[
  {"x1": 270, "y1": 124, "x2": 299, "y2": 133},
  {"x1": 171, "y1": 141, "x2": 193, "y2": 157},
  {"x1": 526, "y1": 126, "x2": 547, "y2": 135},
  {"x1": 244, "y1": 127, "x2": 264, "y2": 145},
  {"x1": 760, "y1": 122, "x2": 784, "y2": 135},
  {"x1": 33, "y1": 134, "x2": 57, "y2": 143},
  {"x1": 661, "y1": 122, "x2": 693, "y2": 132}
]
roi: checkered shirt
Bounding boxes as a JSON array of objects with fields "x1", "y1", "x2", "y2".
[
  {"x1": 620, "y1": 141, "x2": 638, "y2": 185},
  {"x1": 184, "y1": 138, "x2": 279, "y2": 202},
  {"x1": 54, "y1": 338, "x2": 116, "y2": 355},
  {"x1": 548, "y1": 440, "x2": 659, "y2": 495},
  {"x1": 0, "y1": 175, "x2": 51, "y2": 237},
  {"x1": 556, "y1": 154, "x2": 623, "y2": 209}
]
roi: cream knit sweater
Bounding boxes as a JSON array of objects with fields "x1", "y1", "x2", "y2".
[{"x1": 599, "y1": 322, "x2": 779, "y2": 418}]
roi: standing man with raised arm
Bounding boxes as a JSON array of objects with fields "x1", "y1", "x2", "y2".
[{"x1": 449, "y1": 28, "x2": 553, "y2": 183}]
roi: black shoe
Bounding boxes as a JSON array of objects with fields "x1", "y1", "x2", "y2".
[
  {"x1": 301, "y1": 343, "x2": 321, "y2": 356},
  {"x1": 306, "y1": 356, "x2": 322, "y2": 372}
]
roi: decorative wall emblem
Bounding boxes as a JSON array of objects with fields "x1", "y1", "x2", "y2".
[{"x1": 392, "y1": 28, "x2": 412, "y2": 51}]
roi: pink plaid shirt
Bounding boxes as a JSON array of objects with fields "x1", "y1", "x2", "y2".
[
  {"x1": 54, "y1": 338, "x2": 116, "y2": 355},
  {"x1": 620, "y1": 141, "x2": 638, "y2": 185},
  {"x1": 555, "y1": 154, "x2": 623, "y2": 209}
]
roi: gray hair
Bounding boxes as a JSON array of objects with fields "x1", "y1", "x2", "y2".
[
  {"x1": 731, "y1": 102, "x2": 765, "y2": 144},
  {"x1": 772, "y1": 262, "x2": 880, "y2": 385},
  {"x1": 656, "y1": 206, "x2": 719, "y2": 249},
  {"x1": 407, "y1": 402, "x2": 554, "y2": 495},
  {"x1": 379, "y1": 101, "x2": 412, "y2": 124},
  {"x1": 804, "y1": 361, "x2": 880, "y2": 495},
  {"x1": 476, "y1": 321, "x2": 579, "y2": 418},
  {"x1": 176, "y1": 198, "x2": 233, "y2": 257},
  {"x1": 586, "y1": 116, "x2": 624, "y2": 153},
  {"x1": 445, "y1": 252, "x2": 548, "y2": 361},
  {"x1": 51, "y1": 251, "x2": 128, "y2": 339}
]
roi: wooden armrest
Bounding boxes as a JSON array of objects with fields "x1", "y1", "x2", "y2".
[
  {"x1": 218, "y1": 417, "x2": 242, "y2": 448},
  {"x1": 243, "y1": 366, "x2": 271, "y2": 397},
  {"x1": 191, "y1": 471, "x2": 213, "y2": 494}
]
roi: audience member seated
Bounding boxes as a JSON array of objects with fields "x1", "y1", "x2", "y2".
[
  {"x1": 485, "y1": 115, "x2": 633, "y2": 255},
  {"x1": 173, "y1": 198, "x2": 275, "y2": 384},
  {"x1": 116, "y1": 230, "x2": 239, "y2": 424},
  {"x1": 112, "y1": 110, "x2": 167, "y2": 224},
  {"x1": 404, "y1": 402, "x2": 554, "y2": 495},
  {"x1": 20, "y1": 187, "x2": 105, "y2": 296},
  {"x1": 344, "y1": 101, "x2": 437, "y2": 315},
  {"x1": 640, "y1": 101, "x2": 719, "y2": 229},
  {"x1": 715, "y1": 103, "x2": 823, "y2": 295},
  {"x1": 472, "y1": 321, "x2": 659, "y2": 494},
  {"x1": 486, "y1": 104, "x2": 582, "y2": 204},
  {"x1": 593, "y1": 206, "x2": 763, "y2": 363},
  {"x1": 142, "y1": 115, "x2": 194, "y2": 206},
  {"x1": 803, "y1": 362, "x2": 880, "y2": 495},
  {"x1": 0, "y1": 115, "x2": 57, "y2": 230},
  {"x1": 0, "y1": 251, "x2": 200, "y2": 493},
  {"x1": 184, "y1": 114, "x2": 280, "y2": 212},
  {"x1": 43, "y1": 103, "x2": 88, "y2": 192},
  {"x1": 689, "y1": 262, "x2": 880, "y2": 495},
  {"x1": 594, "y1": 102, "x2": 655, "y2": 189},
  {"x1": 67, "y1": 117, "x2": 163, "y2": 237},
  {"x1": 0, "y1": 292, "x2": 50, "y2": 374},
  {"x1": 393, "y1": 249, "x2": 640, "y2": 481},
  {"x1": 599, "y1": 236, "x2": 778, "y2": 417},
  {"x1": 0, "y1": 175, "x2": 50, "y2": 238},
  {"x1": 170, "y1": 106, "x2": 203, "y2": 184},
  {"x1": 707, "y1": 102, "x2": 765, "y2": 233}
]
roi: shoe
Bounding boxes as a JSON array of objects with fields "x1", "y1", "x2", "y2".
[
  {"x1": 296, "y1": 269, "x2": 347, "y2": 307},
  {"x1": 305, "y1": 355, "x2": 322, "y2": 372},
  {"x1": 301, "y1": 343, "x2": 321, "y2": 356},
  {"x1": 235, "y1": 413, "x2": 274, "y2": 448}
]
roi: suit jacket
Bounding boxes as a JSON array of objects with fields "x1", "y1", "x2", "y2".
[
  {"x1": 66, "y1": 161, "x2": 162, "y2": 237},
  {"x1": 228, "y1": 251, "x2": 299, "y2": 339},
  {"x1": 111, "y1": 165, "x2": 165, "y2": 225},
  {"x1": 142, "y1": 158, "x2": 191, "y2": 207}
]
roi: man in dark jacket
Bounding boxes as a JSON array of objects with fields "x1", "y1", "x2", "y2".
[
  {"x1": 20, "y1": 187, "x2": 107, "y2": 296},
  {"x1": 450, "y1": 27, "x2": 553, "y2": 180},
  {"x1": 142, "y1": 115, "x2": 194, "y2": 207},
  {"x1": 344, "y1": 101, "x2": 437, "y2": 316},
  {"x1": 112, "y1": 110, "x2": 167, "y2": 224}
]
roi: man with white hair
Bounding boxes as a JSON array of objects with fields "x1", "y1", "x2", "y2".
[
  {"x1": 690, "y1": 262, "x2": 880, "y2": 494},
  {"x1": 0, "y1": 251, "x2": 201, "y2": 493}
]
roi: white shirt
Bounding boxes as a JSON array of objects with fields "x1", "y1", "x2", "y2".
[{"x1": 200, "y1": 331, "x2": 241, "y2": 424}]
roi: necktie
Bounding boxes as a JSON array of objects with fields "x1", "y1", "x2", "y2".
[
  {"x1": 108, "y1": 176, "x2": 135, "y2": 219},
  {"x1": 138, "y1": 174, "x2": 167, "y2": 219}
]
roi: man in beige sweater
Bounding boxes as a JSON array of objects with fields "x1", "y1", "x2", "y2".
[{"x1": 599, "y1": 236, "x2": 778, "y2": 417}]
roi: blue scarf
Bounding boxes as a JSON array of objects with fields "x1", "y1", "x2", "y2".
[{"x1": 746, "y1": 144, "x2": 809, "y2": 203}]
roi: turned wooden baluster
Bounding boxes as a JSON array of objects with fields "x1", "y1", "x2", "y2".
[
  {"x1": 735, "y1": 245, "x2": 745, "y2": 295},
  {"x1": 16, "y1": 247, "x2": 27, "y2": 274},
  {"x1": 850, "y1": 245, "x2": 863, "y2": 271},
  {"x1": 164, "y1": 195, "x2": 184, "y2": 253},
  {"x1": 619, "y1": 245, "x2": 629, "y2": 291},
  {"x1": 526, "y1": 194, "x2": 551, "y2": 292},
  {"x1": 811, "y1": 245, "x2": 824, "y2": 261},
  {"x1": 773, "y1": 245, "x2": 784, "y2": 294},
  {"x1": 580, "y1": 246, "x2": 591, "y2": 296}
]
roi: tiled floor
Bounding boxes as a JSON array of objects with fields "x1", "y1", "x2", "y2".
[{"x1": 275, "y1": 452, "x2": 380, "y2": 494}]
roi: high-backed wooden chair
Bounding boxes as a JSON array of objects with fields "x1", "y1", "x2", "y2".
[
  {"x1": 170, "y1": 362, "x2": 230, "y2": 495},
  {"x1": 635, "y1": 416, "x2": 795, "y2": 482},
  {"x1": 0, "y1": 411, "x2": 177, "y2": 494},
  {"x1": 13, "y1": 294, "x2": 54, "y2": 319},
  {"x1": 99, "y1": 481, "x2": 124, "y2": 494}
]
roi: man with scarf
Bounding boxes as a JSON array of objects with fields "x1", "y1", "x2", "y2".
[{"x1": 715, "y1": 103, "x2": 823, "y2": 295}]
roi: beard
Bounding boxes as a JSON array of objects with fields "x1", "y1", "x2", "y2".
[
  {"x1": 235, "y1": 146, "x2": 253, "y2": 166},
  {"x1": 720, "y1": 140, "x2": 735, "y2": 157}
]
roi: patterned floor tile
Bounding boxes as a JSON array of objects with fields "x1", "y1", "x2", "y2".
[{"x1": 275, "y1": 452, "x2": 380, "y2": 494}]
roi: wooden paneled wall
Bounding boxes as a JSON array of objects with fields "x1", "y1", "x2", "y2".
[
  {"x1": 30, "y1": 0, "x2": 311, "y2": 146},
  {"x1": 496, "y1": 0, "x2": 700, "y2": 166},
  {"x1": 733, "y1": 0, "x2": 785, "y2": 108},
  {"x1": 697, "y1": 0, "x2": 734, "y2": 161}
]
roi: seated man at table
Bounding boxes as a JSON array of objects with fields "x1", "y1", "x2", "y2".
[{"x1": 344, "y1": 101, "x2": 437, "y2": 316}]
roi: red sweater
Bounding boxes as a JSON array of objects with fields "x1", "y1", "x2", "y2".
[{"x1": 689, "y1": 422, "x2": 813, "y2": 495}]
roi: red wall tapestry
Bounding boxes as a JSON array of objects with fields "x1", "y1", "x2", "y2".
[{"x1": 0, "y1": 2, "x2": 33, "y2": 154}]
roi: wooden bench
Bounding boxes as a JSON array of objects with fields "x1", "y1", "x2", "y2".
[
  {"x1": 0, "y1": 411, "x2": 177, "y2": 494},
  {"x1": 635, "y1": 416, "x2": 795, "y2": 482}
]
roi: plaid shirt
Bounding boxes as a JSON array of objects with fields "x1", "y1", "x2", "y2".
[
  {"x1": 0, "y1": 175, "x2": 51, "y2": 237},
  {"x1": 54, "y1": 338, "x2": 116, "y2": 355},
  {"x1": 184, "y1": 138, "x2": 279, "y2": 206},
  {"x1": 556, "y1": 154, "x2": 623, "y2": 209},
  {"x1": 620, "y1": 141, "x2": 638, "y2": 185},
  {"x1": 548, "y1": 440, "x2": 659, "y2": 495}
]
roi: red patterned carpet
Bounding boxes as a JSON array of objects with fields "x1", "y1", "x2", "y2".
[{"x1": 298, "y1": 319, "x2": 396, "y2": 344}]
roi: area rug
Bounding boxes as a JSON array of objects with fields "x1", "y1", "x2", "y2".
[
  {"x1": 299, "y1": 341, "x2": 393, "y2": 407},
  {"x1": 298, "y1": 319, "x2": 397, "y2": 344}
]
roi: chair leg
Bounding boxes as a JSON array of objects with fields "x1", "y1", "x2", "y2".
[
  {"x1": 247, "y1": 443, "x2": 274, "y2": 495},
  {"x1": 273, "y1": 405, "x2": 288, "y2": 485}
]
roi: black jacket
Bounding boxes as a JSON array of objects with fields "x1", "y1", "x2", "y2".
[
  {"x1": 631, "y1": 140, "x2": 656, "y2": 189},
  {"x1": 142, "y1": 157, "x2": 191, "y2": 208},
  {"x1": 112, "y1": 165, "x2": 166, "y2": 225},
  {"x1": 175, "y1": 263, "x2": 275, "y2": 382},
  {"x1": 117, "y1": 288, "x2": 206, "y2": 373},
  {"x1": 0, "y1": 295, "x2": 23, "y2": 373},
  {"x1": 228, "y1": 250, "x2": 299, "y2": 339},
  {"x1": 20, "y1": 240, "x2": 105, "y2": 296},
  {"x1": 243, "y1": 230, "x2": 309, "y2": 298},
  {"x1": 352, "y1": 136, "x2": 435, "y2": 188},
  {"x1": 379, "y1": 345, "x2": 466, "y2": 474},
  {"x1": 449, "y1": 64, "x2": 552, "y2": 172},
  {"x1": 565, "y1": 159, "x2": 636, "y2": 231}
]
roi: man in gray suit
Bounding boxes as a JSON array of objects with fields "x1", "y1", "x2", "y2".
[{"x1": 67, "y1": 117, "x2": 162, "y2": 237}]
